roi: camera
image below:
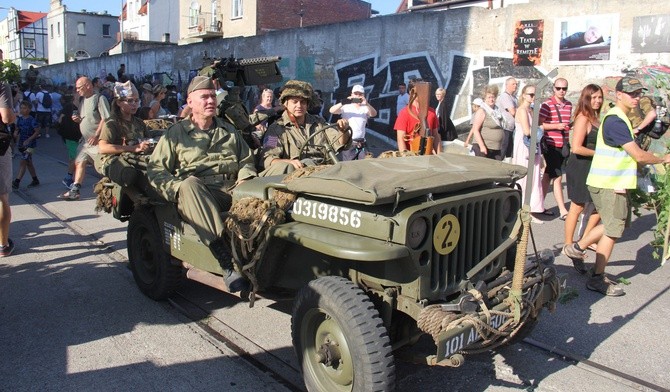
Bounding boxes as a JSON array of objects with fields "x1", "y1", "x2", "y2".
[{"x1": 350, "y1": 97, "x2": 362, "y2": 104}]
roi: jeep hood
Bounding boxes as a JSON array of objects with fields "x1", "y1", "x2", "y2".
[{"x1": 285, "y1": 153, "x2": 527, "y2": 205}]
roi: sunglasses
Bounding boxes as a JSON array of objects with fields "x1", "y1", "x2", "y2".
[
  {"x1": 554, "y1": 86, "x2": 568, "y2": 91},
  {"x1": 121, "y1": 98, "x2": 140, "y2": 104},
  {"x1": 625, "y1": 91, "x2": 642, "y2": 98},
  {"x1": 526, "y1": 93, "x2": 535, "y2": 97}
]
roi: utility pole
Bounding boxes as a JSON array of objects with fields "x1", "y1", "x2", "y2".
[{"x1": 120, "y1": 0, "x2": 124, "y2": 53}]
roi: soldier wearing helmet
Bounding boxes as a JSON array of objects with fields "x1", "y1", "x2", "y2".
[{"x1": 260, "y1": 80, "x2": 350, "y2": 176}]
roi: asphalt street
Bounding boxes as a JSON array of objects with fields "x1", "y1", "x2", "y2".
[{"x1": 1, "y1": 134, "x2": 669, "y2": 391}]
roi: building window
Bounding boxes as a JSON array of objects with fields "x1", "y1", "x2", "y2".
[
  {"x1": 50, "y1": 24, "x2": 53, "y2": 38},
  {"x1": 58, "y1": 21, "x2": 61, "y2": 36},
  {"x1": 102, "y1": 24, "x2": 110, "y2": 37},
  {"x1": 211, "y1": 0, "x2": 219, "y2": 30},
  {"x1": 232, "y1": 0, "x2": 242, "y2": 19},
  {"x1": 189, "y1": 1, "x2": 201, "y2": 27},
  {"x1": 24, "y1": 38, "x2": 36, "y2": 49},
  {"x1": 74, "y1": 50, "x2": 90, "y2": 59},
  {"x1": 77, "y1": 22, "x2": 86, "y2": 35}
]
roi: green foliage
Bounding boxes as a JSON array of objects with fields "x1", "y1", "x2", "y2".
[
  {"x1": 628, "y1": 72, "x2": 670, "y2": 262},
  {"x1": 630, "y1": 141, "x2": 670, "y2": 260},
  {"x1": 0, "y1": 61, "x2": 20, "y2": 84}
]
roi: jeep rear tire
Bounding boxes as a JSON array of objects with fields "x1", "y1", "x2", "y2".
[
  {"x1": 291, "y1": 276, "x2": 395, "y2": 392},
  {"x1": 127, "y1": 207, "x2": 182, "y2": 300}
]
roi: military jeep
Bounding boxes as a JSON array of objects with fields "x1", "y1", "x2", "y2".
[{"x1": 104, "y1": 147, "x2": 562, "y2": 392}]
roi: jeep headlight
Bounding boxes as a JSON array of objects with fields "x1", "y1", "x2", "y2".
[{"x1": 407, "y1": 217, "x2": 428, "y2": 249}]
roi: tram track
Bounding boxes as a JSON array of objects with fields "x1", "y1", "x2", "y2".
[{"x1": 522, "y1": 337, "x2": 669, "y2": 392}]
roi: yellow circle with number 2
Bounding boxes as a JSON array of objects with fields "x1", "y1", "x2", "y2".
[{"x1": 433, "y1": 214, "x2": 460, "y2": 255}]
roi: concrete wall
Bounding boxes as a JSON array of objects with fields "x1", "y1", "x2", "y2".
[{"x1": 36, "y1": 0, "x2": 670, "y2": 142}]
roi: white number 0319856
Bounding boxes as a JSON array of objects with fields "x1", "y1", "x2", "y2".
[{"x1": 292, "y1": 198, "x2": 362, "y2": 228}]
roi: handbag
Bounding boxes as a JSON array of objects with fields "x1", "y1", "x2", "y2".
[{"x1": 523, "y1": 127, "x2": 545, "y2": 149}]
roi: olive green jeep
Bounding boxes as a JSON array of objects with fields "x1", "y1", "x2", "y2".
[{"x1": 105, "y1": 150, "x2": 562, "y2": 392}]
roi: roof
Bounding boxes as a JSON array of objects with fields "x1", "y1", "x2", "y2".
[{"x1": 17, "y1": 11, "x2": 47, "y2": 30}]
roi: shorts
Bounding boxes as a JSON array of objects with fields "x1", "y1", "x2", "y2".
[
  {"x1": 64, "y1": 139, "x2": 79, "y2": 160},
  {"x1": 36, "y1": 111, "x2": 51, "y2": 129},
  {"x1": 75, "y1": 141, "x2": 98, "y2": 164},
  {"x1": 0, "y1": 148, "x2": 12, "y2": 194},
  {"x1": 588, "y1": 185, "x2": 630, "y2": 238},
  {"x1": 18, "y1": 147, "x2": 34, "y2": 161},
  {"x1": 543, "y1": 145, "x2": 566, "y2": 179}
]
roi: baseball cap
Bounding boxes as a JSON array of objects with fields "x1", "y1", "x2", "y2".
[
  {"x1": 615, "y1": 77, "x2": 647, "y2": 93},
  {"x1": 351, "y1": 85, "x2": 365, "y2": 94}
]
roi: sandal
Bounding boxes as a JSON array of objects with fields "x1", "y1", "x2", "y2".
[{"x1": 559, "y1": 214, "x2": 568, "y2": 221}]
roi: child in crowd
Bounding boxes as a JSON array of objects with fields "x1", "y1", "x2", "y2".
[{"x1": 12, "y1": 101, "x2": 41, "y2": 189}]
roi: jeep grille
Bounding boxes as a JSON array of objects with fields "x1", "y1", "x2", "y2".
[{"x1": 421, "y1": 189, "x2": 518, "y2": 297}]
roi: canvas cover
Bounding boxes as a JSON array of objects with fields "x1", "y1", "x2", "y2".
[{"x1": 285, "y1": 153, "x2": 527, "y2": 205}]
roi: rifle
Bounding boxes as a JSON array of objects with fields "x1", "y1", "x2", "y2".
[{"x1": 406, "y1": 81, "x2": 434, "y2": 155}]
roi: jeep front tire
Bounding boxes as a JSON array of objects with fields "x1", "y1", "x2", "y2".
[{"x1": 291, "y1": 276, "x2": 395, "y2": 392}]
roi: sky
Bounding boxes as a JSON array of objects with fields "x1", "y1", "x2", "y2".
[{"x1": 0, "y1": 0, "x2": 399, "y2": 19}]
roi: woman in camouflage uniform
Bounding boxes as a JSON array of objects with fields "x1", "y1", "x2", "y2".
[
  {"x1": 260, "y1": 80, "x2": 350, "y2": 176},
  {"x1": 97, "y1": 81, "x2": 153, "y2": 185}
]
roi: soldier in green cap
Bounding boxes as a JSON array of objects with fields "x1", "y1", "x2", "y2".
[
  {"x1": 260, "y1": 80, "x2": 350, "y2": 176},
  {"x1": 147, "y1": 75, "x2": 257, "y2": 292}
]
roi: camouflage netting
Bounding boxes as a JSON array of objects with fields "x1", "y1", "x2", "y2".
[
  {"x1": 143, "y1": 119, "x2": 173, "y2": 130},
  {"x1": 273, "y1": 165, "x2": 332, "y2": 210},
  {"x1": 223, "y1": 165, "x2": 331, "y2": 301},
  {"x1": 93, "y1": 177, "x2": 114, "y2": 213},
  {"x1": 376, "y1": 150, "x2": 419, "y2": 158},
  {"x1": 224, "y1": 197, "x2": 286, "y2": 303}
]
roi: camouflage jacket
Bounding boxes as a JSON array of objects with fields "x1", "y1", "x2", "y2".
[{"x1": 261, "y1": 111, "x2": 349, "y2": 169}]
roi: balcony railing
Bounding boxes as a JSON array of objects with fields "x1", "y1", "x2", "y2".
[{"x1": 187, "y1": 16, "x2": 222, "y2": 38}]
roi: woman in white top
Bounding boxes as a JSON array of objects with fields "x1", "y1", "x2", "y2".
[{"x1": 512, "y1": 84, "x2": 545, "y2": 222}]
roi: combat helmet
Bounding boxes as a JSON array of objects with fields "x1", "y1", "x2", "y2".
[{"x1": 279, "y1": 80, "x2": 313, "y2": 104}]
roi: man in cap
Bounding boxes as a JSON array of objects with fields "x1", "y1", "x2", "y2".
[
  {"x1": 328, "y1": 84, "x2": 377, "y2": 160},
  {"x1": 260, "y1": 80, "x2": 350, "y2": 175},
  {"x1": 563, "y1": 77, "x2": 670, "y2": 296},
  {"x1": 147, "y1": 76, "x2": 257, "y2": 293}
]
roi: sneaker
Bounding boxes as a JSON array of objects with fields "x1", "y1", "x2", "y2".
[
  {"x1": 45, "y1": 133, "x2": 51, "y2": 138},
  {"x1": 27, "y1": 179, "x2": 40, "y2": 188},
  {"x1": 0, "y1": 239, "x2": 14, "y2": 257},
  {"x1": 11, "y1": 179, "x2": 19, "y2": 190},
  {"x1": 587, "y1": 274, "x2": 625, "y2": 296},
  {"x1": 62, "y1": 174, "x2": 73, "y2": 189},
  {"x1": 562, "y1": 243, "x2": 587, "y2": 274}
]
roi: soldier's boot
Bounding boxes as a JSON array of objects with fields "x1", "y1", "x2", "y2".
[{"x1": 209, "y1": 238, "x2": 249, "y2": 293}]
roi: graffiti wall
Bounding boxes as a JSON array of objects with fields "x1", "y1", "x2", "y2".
[{"x1": 327, "y1": 51, "x2": 547, "y2": 141}]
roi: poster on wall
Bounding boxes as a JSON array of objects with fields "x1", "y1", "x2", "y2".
[
  {"x1": 632, "y1": 14, "x2": 670, "y2": 53},
  {"x1": 513, "y1": 19, "x2": 544, "y2": 66},
  {"x1": 555, "y1": 14, "x2": 619, "y2": 65}
]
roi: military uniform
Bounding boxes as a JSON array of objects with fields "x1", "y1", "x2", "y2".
[
  {"x1": 626, "y1": 96, "x2": 655, "y2": 150},
  {"x1": 260, "y1": 110, "x2": 349, "y2": 176},
  {"x1": 97, "y1": 116, "x2": 151, "y2": 177},
  {"x1": 147, "y1": 116, "x2": 257, "y2": 246}
]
